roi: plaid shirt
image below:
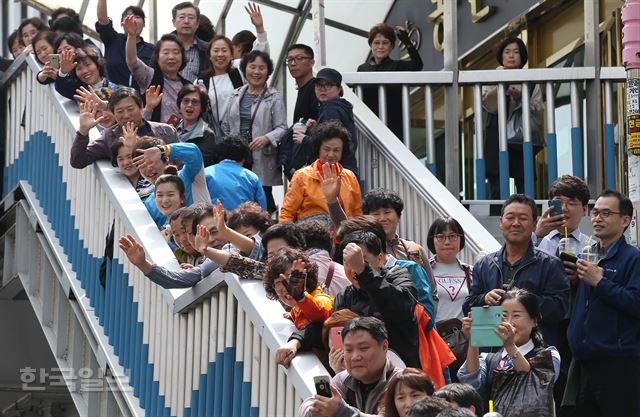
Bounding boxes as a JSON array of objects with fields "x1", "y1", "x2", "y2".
[{"x1": 180, "y1": 41, "x2": 201, "y2": 82}]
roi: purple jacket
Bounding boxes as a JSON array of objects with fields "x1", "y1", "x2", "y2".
[{"x1": 70, "y1": 120, "x2": 178, "y2": 169}]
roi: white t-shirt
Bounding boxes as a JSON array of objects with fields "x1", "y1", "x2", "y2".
[
  {"x1": 433, "y1": 261, "x2": 469, "y2": 322},
  {"x1": 208, "y1": 73, "x2": 235, "y2": 121}
]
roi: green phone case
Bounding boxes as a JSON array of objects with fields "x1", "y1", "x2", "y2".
[{"x1": 471, "y1": 306, "x2": 504, "y2": 347}]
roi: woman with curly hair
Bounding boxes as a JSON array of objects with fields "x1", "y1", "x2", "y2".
[{"x1": 264, "y1": 247, "x2": 332, "y2": 331}]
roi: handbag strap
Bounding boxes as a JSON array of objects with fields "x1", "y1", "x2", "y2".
[
  {"x1": 325, "y1": 261, "x2": 335, "y2": 289},
  {"x1": 242, "y1": 87, "x2": 267, "y2": 139}
]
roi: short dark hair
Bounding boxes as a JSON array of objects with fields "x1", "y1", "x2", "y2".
[
  {"x1": 297, "y1": 219, "x2": 333, "y2": 253},
  {"x1": 263, "y1": 248, "x2": 319, "y2": 300},
  {"x1": 108, "y1": 87, "x2": 144, "y2": 111},
  {"x1": 190, "y1": 203, "x2": 216, "y2": 234},
  {"x1": 501, "y1": 193, "x2": 537, "y2": 221},
  {"x1": 597, "y1": 189, "x2": 633, "y2": 217},
  {"x1": 227, "y1": 202, "x2": 274, "y2": 234},
  {"x1": 232, "y1": 30, "x2": 256, "y2": 56},
  {"x1": 8, "y1": 30, "x2": 21, "y2": 50},
  {"x1": 179, "y1": 205, "x2": 199, "y2": 233},
  {"x1": 53, "y1": 32, "x2": 85, "y2": 53},
  {"x1": 342, "y1": 316, "x2": 387, "y2": 343},
  {"x1": 341, "y1": 230, "x2": 384, "y2": 256},
  {"x1": 50, "y1": 16, "x2": 83, "y2": 36},
  {"x1": 152, "y1": 34, "x2": 187, "y2": 72},
  {"x1": 549, "y1": 175, "x2": 590, "y2": 206},
  {"x1": 74, "y1": 48, "x2": 106, "y2": 78},
  {"x1": 261, "y1": 222, "x2": 305, "y2": 256},
  {"x1": 49, "y1": 7, "x2": 81, "y2": 25},
  {"x1": 367, "y1": 23, "x2": 396, "y2": 46},
  {"x1": 169, "y1": 206, "x2": 189, "y2": 224},
  {"x1": 383, "y1": 368, "x2": 435, "y2": 417},
  {"x1": 407, "y1": 397, "x2": 450, "y2": 417},
  {"x1": 434, "y1": 383, "x2": 483, "y2": 417},
  {"x1": 172, "y1": 2, "x2": 200, "y2": 20},
  {"x1": 177, "y1": 83, "x2": 209, "y2": 111},
  {"x1": 362, "y1": 188, "x2": 404, "y2": 217},
  {"x1": 111, "y1": 139, "x2": 129, "y2": 167},
  {"x1": 501, "y1": 288, "x2": 545, "y2": 347},
  {"x1": 18, "y1": 17, "x2": 49, "y2": 43},
  {"x1": 286, "y1": 43, "x2": 314, "y2": 59},
  {"x1": 240, "y1": 50, "x2": 274, "y2": 77},
  {"x1": 216, "y1": 135, "x2": 250, "y2": 162},
  {"x1": 427, "y1": 217, "x2": 466, "y2": 253},
  {"x1": 121, "y1": 6, "x2": 146, "y2": 22},
  {"x1": 311, "y1": 120, "x2": 353, "y2": 160},
  {"x1": 436, "y1": 409, "x2": 476, "y2": 417},
  {"x1": 155, "y1": 174, "x2": 185, "y2": 198},
  {"x1": 31, "y1": 31, "x2": 59, "y2": 65},
  {"x1": 496, "y1": 36, "x2": 528, "y2": 68},
  {"x1": 196, "y1": 14, "x2": 215, "y2": 42},
  {"x1": 336, "y1": 215, "x2": 387, "y2": 253}
]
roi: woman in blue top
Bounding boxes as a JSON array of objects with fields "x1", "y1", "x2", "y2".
[{"x1": 133, "y1": 136, "x2": 211, "y2": 228}]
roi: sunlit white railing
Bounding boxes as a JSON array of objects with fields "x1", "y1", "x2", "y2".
[
  {"x1": 1, "y1": 54, "x2": 325, "y2": 417},
  {"x1": 343, "y1": 66, "x2": 626, "y2": 200},
  {"x1": 343, "y1": 84, "x2": 502, "y2": 263}
]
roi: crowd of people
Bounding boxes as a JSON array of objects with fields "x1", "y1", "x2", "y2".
[{"x1": 5, "y1": 4, "x2": 639, "y2": 417}]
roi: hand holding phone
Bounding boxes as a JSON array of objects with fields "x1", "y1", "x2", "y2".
[
  {"x1": 287, "y1": 269, "x2": 307, "y2": 301},
  {"x1": 548, "y1": 199, "x2": 563, "y2": 217},
  {"x1": 329, "y1": 327, "x2": 344, "y2": 350},
  {"x1": 48, "y1": 54, "x2": 60, "y2": 69},
  {"x1": 313, "y1": 376, "x2": 332, "y2": 398},
  {"x1": 471, "y1": 306, "x2": 504, "y2": 347}
]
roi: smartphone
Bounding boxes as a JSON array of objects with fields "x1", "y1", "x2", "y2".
[
  {"x1": 48, "y1": 53, "x2": 60, "y2": 69},
  {"x1": 330, "y1": 326, "x2": 344, "y2": 350},
  {"x1": 288, "y1": 270, "x2": 307, "y2": 298},
  {"x1": 471, "y1": 306, "x2": 504, "y2": 347},
  {"x1": 548, "y1": 199, "x2": 562, "y2": 217},
  {"x1": 559, "y1": 251, "x2": 578, "y2": 263},
  {"x1": 313, "y1": 375, "x2": 332, "y2": 398}
]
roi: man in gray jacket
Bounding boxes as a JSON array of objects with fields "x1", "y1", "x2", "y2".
[
  {"x1": 71, "y1": 87, "x2": 178, "y2": 169},
  {"x1": 299, "y1": 317, "x2": 402, "y2": 417}
]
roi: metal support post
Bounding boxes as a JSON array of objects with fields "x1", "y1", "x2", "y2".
[
  {"x1": 584, "y1": 0, "x2": 603, "y2": 193},
  {"x1": 623, "y1": 0, "x2": 640, "y2": 246},
  {"x1": 546, "y1": 82, "x2": 558, "y2": 185},
  {"x1": 473, "y1": 84, "x2": 486, "y2": 198},
  {"x1": 521, "y1": 83, "x2": 535, "y2": 197},
  {"x1": 311, "y1": 0, "x2": 326, "y2": 69},
  {"x1": 443, "y1": 0, "x2": 460, "y2": 195}
]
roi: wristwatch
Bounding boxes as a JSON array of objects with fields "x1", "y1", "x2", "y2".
[{"x1": 510, "y1": 350, "x2": 521, "y2": 360}]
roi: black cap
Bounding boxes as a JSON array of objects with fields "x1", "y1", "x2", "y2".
[{"x1": 315, "y1": 67, "x2": 342, "y2": 85}]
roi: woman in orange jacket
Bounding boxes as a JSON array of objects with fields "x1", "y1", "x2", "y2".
[
  {"x1": 280, "y1": 120, "x2": 362, "y2": 223},
  {"x1": 263, "y1": 247, "x2": 333, "y2": 330}
]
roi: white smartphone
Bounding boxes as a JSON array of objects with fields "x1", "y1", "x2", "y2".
[
  {"x1": 48, "y1": 54, "x2": 60, "y2": 69},
  {"x1": 313, "y1": 375, "x2": 332, "y2": 398}
]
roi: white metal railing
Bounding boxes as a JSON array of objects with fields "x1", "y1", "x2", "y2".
[
  {"x1": 1, "y1": 54, "x2": 324, "y2": 417},
  {"x1": 343, "y1": 86, "x2": 501, "y2": 263},
  {"x1": 343, "y1": 67, "x2": 626, "y2": 200}
]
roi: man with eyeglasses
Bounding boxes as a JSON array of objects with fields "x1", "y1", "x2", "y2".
[
  {"x1": 463, "y1": 193, "x2": 569, "y2": 347},
  {"x1": 567, "y1": 190, "x2": 640, "y2": 417},
  {"x1": 280, "y1": 44, "x2": 319, "y2": 179},
  {"x1": 534, "y1": 175, "x2": 591, "y2": 258},
  {"x1": 530, "y1": 175, "x2": 590, "y2": 415}
]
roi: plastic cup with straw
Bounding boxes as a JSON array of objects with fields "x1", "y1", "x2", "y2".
[{"x1": 483, "y1": 400, "x2": 504, "y2": 417}]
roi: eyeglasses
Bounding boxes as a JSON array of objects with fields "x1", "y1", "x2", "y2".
[
  {"x1": 181, "y1": 98, "x2": 201, "y2": 106},
  {"x1": 591, "y1": 208, "x2": 623, "y2": 218},
  {"x1": 434, "y1": 234, "x2": 460, "y2": 242},
  {"x1": 285, "y1": 56, "x2": 312, "y2": 65},
  {"x1": 315, "y1": 81, "x2": 336, "y2": 90}
]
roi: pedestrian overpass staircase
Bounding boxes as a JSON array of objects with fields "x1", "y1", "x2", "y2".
[{"x1": 0, "y1": 55, "x2": 499, "y2": 417}]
